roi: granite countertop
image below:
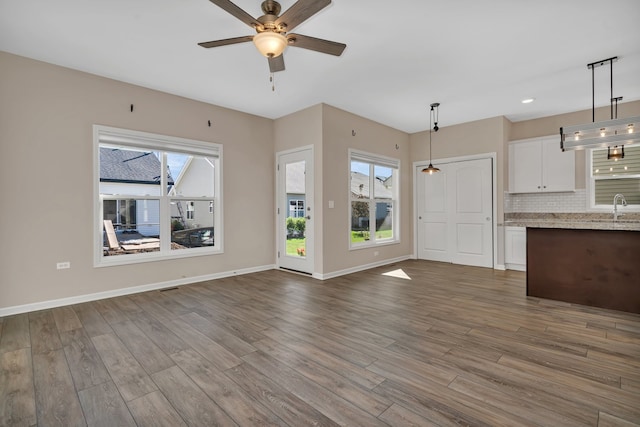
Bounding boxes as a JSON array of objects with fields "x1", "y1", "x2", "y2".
[{"x1": 504, "y1": 212, "x2": 640, "y2": 231}]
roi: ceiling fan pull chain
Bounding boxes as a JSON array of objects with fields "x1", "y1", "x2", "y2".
[{"x1": 270, "y1": 72, "x2": 276, "y2": 92}]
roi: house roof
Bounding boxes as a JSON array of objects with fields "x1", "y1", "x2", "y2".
[
  {"x1": 350, "y1": 172, "x2": 392, "y2": 199},
  {"x1": 100, "y1": 148, "x2": 174, "y2": 185}
]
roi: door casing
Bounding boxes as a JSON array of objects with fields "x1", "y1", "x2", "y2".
[{"x1": 276, "y1": 146, "x2": 315, "y2": 274}]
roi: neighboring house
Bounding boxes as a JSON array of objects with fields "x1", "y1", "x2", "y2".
[
  {"x1": 168, "y1": 156, "x2": 215, "y2": 229},
  {"x1": 286, "y1": 161, "x2": 306, "y2": 218},
  {"x1": 350, "y1": 171, "x2": 393, "y2": 229},
  {"x1": 100, "y1": 147, "x2": 173, "y2": 236}
]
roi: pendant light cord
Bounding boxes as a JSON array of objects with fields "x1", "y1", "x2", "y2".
[{"x1": 429, "y1": 105, "x2": 433, "y2": 161}]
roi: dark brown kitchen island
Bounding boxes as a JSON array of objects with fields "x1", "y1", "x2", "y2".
[{"x1": 527, "y1": 227, "x2": 640, "y2": 314}]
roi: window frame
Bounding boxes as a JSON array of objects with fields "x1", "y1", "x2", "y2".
[
  {"x1": 289, "y1": 199, "x2": 305, "y2": 218},
  {"x1": 586, "y1": 145, "x2": 640, "y2": 212},
  {"x1": 93, "y1": 125, "x2": 223, "y2": 267},
  {"x1": 186, "y1": 201, "x2": 195, "y2": 220},
  {"x1": 348, "y1": 149, "x2": 400, "y2": 250}
]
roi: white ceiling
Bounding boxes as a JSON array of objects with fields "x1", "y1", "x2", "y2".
[{"x1": 1, "y1": 0, "x2": 639, "y2": 133}]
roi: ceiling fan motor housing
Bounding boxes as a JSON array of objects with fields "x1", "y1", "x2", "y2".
[
  {"x1": 261, "y1": 0, "x2": 281, "y2": 16},
  {"x1": 257, "y1": 1, "x2": 284, "y2": 33}
]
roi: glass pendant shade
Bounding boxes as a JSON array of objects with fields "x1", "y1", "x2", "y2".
[{"x1": 253, "y1": 31, "x2": 287, "y2": 57}]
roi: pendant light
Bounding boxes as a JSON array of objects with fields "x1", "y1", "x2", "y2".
[
  {"x1": 607, "y1": 145, "x2": 624, "y2": 160},
  {"x1": 422, "y1": 102, "x2": 441, "y2": 174},
  {"x1": 560, "y1": 57, "x2": 640, "y2": 151}
]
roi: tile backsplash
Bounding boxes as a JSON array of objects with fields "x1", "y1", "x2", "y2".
[{"x1": 504, "y1": 189, "x2": 586, "y2": 213}]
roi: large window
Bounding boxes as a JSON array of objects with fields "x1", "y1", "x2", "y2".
[
  {"x1": 588, "y1": 144, "x2": 640, "y2": 210},
  {"x1": 349, "y1": 150, "x2": 399, "y2": 248},
  {"x1": 94, "y1": 125, "x2": 222, "y2": 266}
]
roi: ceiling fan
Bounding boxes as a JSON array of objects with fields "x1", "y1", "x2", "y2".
[{"x1": 198, "y1": 0, "x2": 346, "y2": 72}]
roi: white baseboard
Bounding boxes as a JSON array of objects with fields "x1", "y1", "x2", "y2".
[
  {"x1": 494, "y1": 264, "x2": 506, "y2": 271},
  {"x1": 0, "y1": 264, "x2": 276, "y2": 317},
  {"x1": 505, "y1": 263, "x2": 526, "y2": 272},
  {"x1": 314, "y1": 255, "x2": 411, "y2": 280}
]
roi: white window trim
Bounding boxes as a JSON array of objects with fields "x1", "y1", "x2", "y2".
[
  {"x1": 289, "y1": 199, "x2": 305, "y2": 218},
  {"x1": 186, "y1": 201, "x2": 195, "y2": 220},
  {"x1": 348, "y1": 149, "x2": 400, "y2": 250},
  {"x1": 585, "y1": 147, "x2": 640, "y2": 212},
  {"x1": 93, "y1": 125, "x2": 224, "y2": 267}
]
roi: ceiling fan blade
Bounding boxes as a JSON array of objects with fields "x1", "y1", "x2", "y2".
[
  {"x1": 287, "y1": 33, "x2": 346, "y2": 56},
  {"x1": 208, "y1": 0, "x2": 262, "y2": 29},
  {"x1": 276, "y1": 0, "x2": 331, "y2": 32},
  {"x1": 268, "y1": 55, "x2": 285, "y2": 73},
  {"x1": 198, "y1": 35, "x2": 254, "y2": 48}
]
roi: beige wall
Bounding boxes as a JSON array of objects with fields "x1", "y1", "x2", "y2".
[
  {"x1": 3, "y1": 50, "x2": 636, "y2": 311},
  {"x1": 0, "y1": 52, "x2": 275, "y2": 310},
  {"x1": 274, "y1": 104, "x2": 414, "y2": 276},
  {"x1": 409, "y1": 115, "x2": 508, "y2": 220},
  {"x1": 321, "y1": 105, "x2": 412, "y2": 274},
  {"x1": 273, "y1": 105, "x2": 324, "y2": 274}
]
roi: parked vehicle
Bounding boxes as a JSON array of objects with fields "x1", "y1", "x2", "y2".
[{"x1": 171, "y1": 227, "x2": 214, "y2": 247}]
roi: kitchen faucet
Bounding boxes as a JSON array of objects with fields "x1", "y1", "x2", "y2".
[{"x1": 613, "y1": 193, "x2": 627, "y2": 221}]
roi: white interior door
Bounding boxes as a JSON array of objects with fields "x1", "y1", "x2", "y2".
[
  {"x1": 417, "y1": 157, "x2": 493, "y2": 268},
  {"x1": 277, "y1": 148, "x2": 314, "y2": 274},
  {"x1": 417, "y1": 167, "x2": 450, "y2": 262}
]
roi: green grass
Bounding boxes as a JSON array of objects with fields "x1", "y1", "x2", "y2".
[
  {"x1": 287, "y1": 230, "x2": 393, "y2": 253},
  {"x1": 286, "y1": 238, "x2": 306, "y2": 256},
  {"x1": 351, "y1": 229, "x2": 392, "y2": 243}
]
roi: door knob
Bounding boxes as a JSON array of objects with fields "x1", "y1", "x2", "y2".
[{"x1": 306, "y1": 215, "x2": 311, "y2": 220}]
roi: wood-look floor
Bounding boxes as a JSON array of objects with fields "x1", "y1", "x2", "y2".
[{"x1": 2, "y1": 260, "x2": 640, "y2": 426}]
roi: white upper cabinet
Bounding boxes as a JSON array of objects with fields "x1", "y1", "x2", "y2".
[{"x1": 509, "y1": 135, "x2": 575, "y2": 193}]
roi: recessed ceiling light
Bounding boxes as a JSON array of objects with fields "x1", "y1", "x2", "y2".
[{"x1": 521, "y1": 98, "x2": 535, "y2": 104}]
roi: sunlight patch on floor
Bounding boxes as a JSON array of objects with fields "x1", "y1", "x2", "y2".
[{"x1": 382, "y1": 268, "x2": 412, "y2": 280}]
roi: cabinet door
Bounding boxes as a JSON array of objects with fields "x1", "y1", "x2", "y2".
[
  {"x1": 541, "y1": 137, "x2": 575, "y2": 192},
  {"x1": 510, "y1": 140, "x2": 542, "y2": 193},
  {"x1": 505, "y1": 226, "x2": 526, "y2": 269}
]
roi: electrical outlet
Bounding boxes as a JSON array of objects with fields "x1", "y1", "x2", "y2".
[{"x1": 56, "y1": 261, "x2": 71, "y2": 270}]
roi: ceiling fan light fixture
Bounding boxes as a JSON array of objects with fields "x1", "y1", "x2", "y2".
[{"x1": 253, "y1": 31, "x2": 287, "y2": 58}]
